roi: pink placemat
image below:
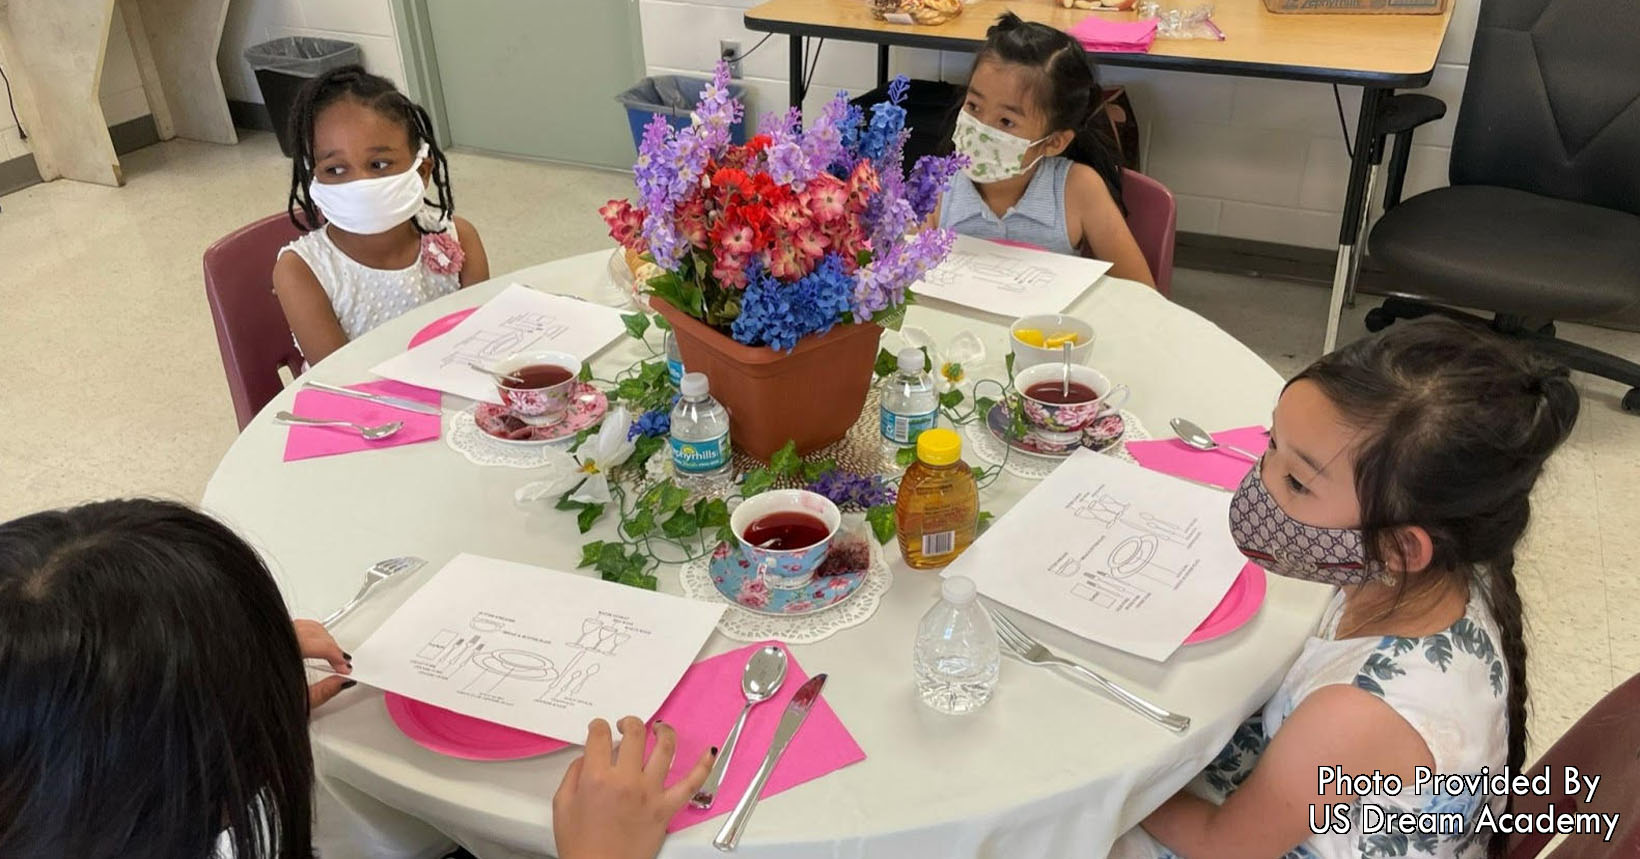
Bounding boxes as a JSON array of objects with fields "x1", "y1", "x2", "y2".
[
  {"x1": 1183, "y1": 561, "x2": 1265, "y2": 644},
  {"x1": 1125, "y1": 425, "x2": 1268, "y2": 491},
  {"x1": 282, "y1": 380, "x2": 443, "y2": 461},
  {"x1": 649, "y1": 641, "x2": 864, "y2": 832},
  {"x1": 1068, "y1": 16, "x2": 1157, "y2": 52},
  {"x1": 385, "y1": 693, "x2": 570, "y2": 761}
]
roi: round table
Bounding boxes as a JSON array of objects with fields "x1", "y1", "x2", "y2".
[{"x1": 203, "y1": 250, "x2": 1333, "y2": 859}]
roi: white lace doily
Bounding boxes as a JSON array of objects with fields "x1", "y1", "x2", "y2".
[
  {"x1": 445, "y1": 405, "x2": 577, "y2": 469},
  {"x1": 678, "y1": 528, "x2": 894, "y2": 644},
  {"x1": 965, "y1": 410, "x2": 1150, "y2": 480}
]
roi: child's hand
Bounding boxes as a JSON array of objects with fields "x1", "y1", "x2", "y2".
[
  {"x1": 293, "y1": 619, "x2": 353, "y2": 710},
  {"x1": 552, "y1": 717, "x2": 714, "y2": 859}
]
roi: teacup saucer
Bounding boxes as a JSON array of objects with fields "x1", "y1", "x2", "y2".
[
  {"x1": 985, "y1": 401, "x2": 1126, "y2": 458},
  {"x1": 471, "y1": 384, "x2": 607, "y2": 445},
  {"x1": 709, "y1": 537, "x2": 871, "y2": 617}
]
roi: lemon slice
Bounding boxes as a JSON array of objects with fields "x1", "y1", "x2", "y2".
[
  {"x1": 1014, "y1": 328, "x2": 1046, "y2": 347},
  {"x1": 1044, "y1": 332, "x2": 1081, "y2": 348}
]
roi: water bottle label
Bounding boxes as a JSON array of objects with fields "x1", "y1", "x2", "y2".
[
  {"x1": 671, "y1": 432, "x2": 730, "y2": 473},
  {"x1": 880, "y1": 407, "x2": 938, "y2": 445},
  {"x1": 667, "y1": 358, "x2": 684, "y2": 386}
]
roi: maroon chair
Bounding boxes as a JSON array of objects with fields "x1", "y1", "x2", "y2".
[
  {"x1": 203, "y1": 213, "x2": 306, "y2": 430},
  {"x1": 1121, "y1": 169, "x2": 1177, "y2": 298},
  {"x1": 1508, "y1": 671, "x2": 1640, "y2": 858}
]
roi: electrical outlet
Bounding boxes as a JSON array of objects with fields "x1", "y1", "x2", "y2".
[{"x1": 720, "y1": 39, "x2": 743, "y2": 79}]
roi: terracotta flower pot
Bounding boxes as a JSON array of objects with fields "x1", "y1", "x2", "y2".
[{"x1": 650, "y1": 296, "x2": 883, "y2": 462}]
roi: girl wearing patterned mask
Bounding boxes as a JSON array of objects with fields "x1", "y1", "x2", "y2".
[{"x1": 1116, "y1": 318, "x2": 1578, "y2": 859}]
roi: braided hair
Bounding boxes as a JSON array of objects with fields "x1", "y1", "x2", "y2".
[
  {"x1": 1293, "y1": 318, "x2": 1579, "y2": 858},
  {"x1": 285, "y1": 64, "x2": 453, "y2": 233},
  {"x1": 970, "y1": 12, "x2": 1127, "y2": 212}
]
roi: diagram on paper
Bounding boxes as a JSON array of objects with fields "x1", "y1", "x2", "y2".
[
  {"x1": 438, "y1": 312, "x2": 573, "y2": 369},
  {"x1": 404, "y1": 611, "x2": 646, "y2": 708},
  {"x1": 924, "y1": 250, "x2": 1056, "y2": 294},
  {"x1": 1049, "y1": 483, "x2": 1208, "y2": 613}
]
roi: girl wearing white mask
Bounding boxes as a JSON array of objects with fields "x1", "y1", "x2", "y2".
[
  {"x1": 935, "y1": 13, "x2": 1153, "y2": 287},
  {"x1": 1113, "y1": 319, "x2": 1578, "y2": 859},
  {"x1": 274, "y1": 66, "x2": 489, "y2": 365}
]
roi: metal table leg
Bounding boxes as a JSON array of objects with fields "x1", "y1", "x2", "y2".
[
  {"x1": 1324, "y1": 86, "x2": 1387, "y2": 353},
  {"x1": 789, "y1": 35, "x2": 806, "y2": 109},
  {"x1": 877, "y1": 44, "x2": 890, "y2": 88}
]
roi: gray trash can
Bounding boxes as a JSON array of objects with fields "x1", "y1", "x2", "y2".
[
  {"x1": 616, "y1": 75, "x2": 747, "y2": 151},
  {"x1": 244, "y1": 37, "x2": 363, "y2": 156}
]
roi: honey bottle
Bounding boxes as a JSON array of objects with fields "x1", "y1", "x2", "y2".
[{"x1": 896, "y1": 428, "x2": 979, "y2": 570}]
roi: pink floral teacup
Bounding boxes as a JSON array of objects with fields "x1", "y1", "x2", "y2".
[
  {"x1": 730, "y1": 490, "x2": 842, "y2": 591},
  {"x1": 1014, "y1": 363, "x2": 1130, "y2": 453},
  {"x1": 494, "y1": 351, "x2": 581, "y2": 427}
]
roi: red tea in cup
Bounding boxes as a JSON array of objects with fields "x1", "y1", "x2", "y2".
[
  {"x1": 503, "y1": 364, "x2": 574, "y2": 389},
  {"x1": 742, "y1": 511, "x2": 831, "y2": 551},
  {"x1": 1023, "y1": 380, "x2": 1098, "y2": 405}
]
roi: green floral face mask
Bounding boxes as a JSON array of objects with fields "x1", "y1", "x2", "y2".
[{"x1": 953, "y1": 110, "x2": 1051, "y2": 184}]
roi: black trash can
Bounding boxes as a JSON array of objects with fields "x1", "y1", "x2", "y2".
[
  {"x1": 244, "y1": 37, "x2": 363, "y2": 156},
  {"x1": 851, "y1": 79, "x2": 964, "y2": 166}
]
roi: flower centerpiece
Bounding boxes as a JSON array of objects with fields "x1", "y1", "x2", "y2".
[{"x1": 600, "y1": 62, "x2": 964, "y2": 460}]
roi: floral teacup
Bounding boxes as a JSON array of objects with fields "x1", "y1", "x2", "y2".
[
  {"x1": 1014, "y1": 363, "x2": 1130, "y2": 453},
  {"x1": 494, "y1": 351, "x2": 581, "y2": 427},
  {"x1": 729, "y1": 489, "x2": 841, "y2": 591}
]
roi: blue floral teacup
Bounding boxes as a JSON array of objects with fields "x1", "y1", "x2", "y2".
[{"x1": 730, "y1": 489, "x2": 841, "y2": 591}]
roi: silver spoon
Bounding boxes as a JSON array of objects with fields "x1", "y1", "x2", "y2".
[
  {"x1": 690, "y1": 644, "x2": 789, "y2": 809},
  {"x1": 468, "y1": 362, "x2": 527, "y2": 385},
  {"x1": 1060, "y1": 340, "x2": 1072, "y2": 398},
  {"x1": 1170, "y1": 417, "x2": 1260, "y2": 462},
  {"x1": 275, "y1": 411, "x2": 403, "y2": 440}
]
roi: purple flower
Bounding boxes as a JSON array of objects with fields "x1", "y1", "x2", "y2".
[
  {"x1": 802, "y1": 92, "x2": 853, "y2": 178},
  {"x1": 906, "y1": 153, "x2": 968, "y2": 222},
  {"x1": 807, "y1": 470, "x2": 896, "y2": 509},
  {"x1": 628, "y1": 409, "x2": 671, "y2": 440},
  {"x1": 852, "y1": 228, "x2": 955, "y2": 320}
]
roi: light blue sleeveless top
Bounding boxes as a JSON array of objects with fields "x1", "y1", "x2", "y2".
[{"x1": 937, "y1": 156, "x2": 1076, "y2": 256}]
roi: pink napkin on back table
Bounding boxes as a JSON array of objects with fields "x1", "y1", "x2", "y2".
[
  {"x1": 1068, "y1": 15, "x2": 1158, "y2": 53},
  {"x1": 282, "y1": 380, "x2": 443, "y2": 462},
  {"x1": 1126, "y1": 425, "x2": 1269, "y2": 490},
  {"x1": 647, "y1": 641, "x2": 864, "y2": 833}
]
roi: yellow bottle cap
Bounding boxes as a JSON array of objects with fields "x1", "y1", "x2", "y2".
[{"x1": 916, "y1": 428, "x2": 962, "y2": 466}]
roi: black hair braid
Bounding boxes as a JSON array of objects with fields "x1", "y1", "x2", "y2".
[
  {"x1": 975, "y1": 12, "x2": 1127, "y2": 212},
  {"x1": 284, "y1": 64, "x2": 454, "y2": 234},
  {"x1": 1483, "y1": 548, "x2": 1529, "y2": 859}
]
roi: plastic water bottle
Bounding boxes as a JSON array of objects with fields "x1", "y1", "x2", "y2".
[
  {"x1": 879, "y1": 347, "x2": 939, "y2": 466},
  {"x1": 670, "y1": 372, "x2": 733, "y2": 490},
  {"x1": 663, "y1": 329, "x2": 685, "y2": 387},
  {"x1": 913, "y1": 576, "x2": 1000, "y2": 715}
]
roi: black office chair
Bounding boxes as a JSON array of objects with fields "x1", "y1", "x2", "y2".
[{"x1": 1363, "y1": 0, "x2": 1640, "y2": 413}]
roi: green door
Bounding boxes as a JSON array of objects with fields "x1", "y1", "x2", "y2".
[{"x1": 420, "y1": 0, "x2": 644, "y2": 168}]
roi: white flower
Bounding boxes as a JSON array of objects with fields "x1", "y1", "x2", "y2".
[
  {"x1": 900, "y1": 326, "x2": 989, "y2": 394},
  {"x1": 515, "y1": 406, "x2": 637, "y2": 506}
]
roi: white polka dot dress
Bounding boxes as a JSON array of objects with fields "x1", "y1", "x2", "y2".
[{"x1": 278, "y1": 213, "x2": 462, "y2": 341}]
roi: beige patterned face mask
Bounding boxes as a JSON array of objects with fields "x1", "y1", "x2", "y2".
[{"x1": 952, "y1": 110, "x2": 1050, "y2": 184}]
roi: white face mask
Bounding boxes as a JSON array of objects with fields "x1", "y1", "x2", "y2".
[
  {"x1": 307, "y1": 143, "x2": 430, "y2": 235},
  {"x1": 953, "y1": 110, "x2": 1051, "y2": 184}
]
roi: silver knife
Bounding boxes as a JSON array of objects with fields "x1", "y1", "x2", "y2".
[
  {"x1": 713, "y1": 673, "x2": 827, "y2": 852},
  {"x1": 306, "y1": 381, "x2": 441, "y2": 415}
]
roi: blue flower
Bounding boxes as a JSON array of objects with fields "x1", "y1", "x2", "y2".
[
  {"x1": 731, "y1": 255, "x2": 855, "y2": 350},
  {"x1": 628, "y1": 409, "x2": 671, "y2": 440}
]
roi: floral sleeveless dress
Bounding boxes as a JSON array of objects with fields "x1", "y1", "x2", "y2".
[{"x1": 1112, "y1": 590, "x2": 1509, "y2": 859}]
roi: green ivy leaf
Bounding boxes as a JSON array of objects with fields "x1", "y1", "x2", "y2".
[
  {"x1": 697, "y1": 498, "x2": 730, "y2": 529},
  {"x1": 614, "y1": 378, "x2": 650, "y2": 402},
  {"x1": 871, "y1": 302, "x2": 909, "y2": 333},
  {"x1": 626, "y1": 507, "x2": 656, "y2": 538},
  {"x1": 578, "y1": 362, "x2": 594, "y2": 382},
  {"x1": 638, "y1": 360, "x2": 668, "y2": 384},
  {"x1": 919, "y1": 347, "x2": 933, "y2": 373},
  {"x1": 866, "y1": 504, "x2": 897, "y2": 544},
  {"x1": 978, "y1": 510, "x2": 995, "y2": 530},
  {"x1": 578, "y1": 541, "x2": 606, "y2": 569},
  {"x1": 716, "y1": 524, "x2": 738, "y2": 546},
  {"x1": 856, "y1": 249, "x2": 873, "y2": 269},
  {"x1": 621, "y1": 313, "x2": 650, "y2": 341},
  {"x1": 1010, "y1": 400, "x2": 1029, "y2": 441},
  {"x1": 873, "y1": 348, "x2": 898, "y2": 379},
  {"x1": 630, "y1": 434, "x2": 665, "y2": 471},
  {"x1": 769, "y1": 440, "x2": 801, "y2": 478},
  {"x1": 972, "y1": 465, "x2": 994, "y2": 483},
  {"x1": 895, "y1": 447, "x2": 918, "y2": 468},
  {"x1": 1005, "y1": 350, "x2": 1017, "y2": 380},
  {"x1": 555, "y1": 491, "x2": 584, "y2": 512},
  {"x1": 594, "y1": 543, "x2": 628, "y2": 578},
  {"x1": 569, "y1": 427, "x2": 596, "y2": 453},
  {"x1": 576, "y1": 503, "x2": 606, "y2": 534},
  {"x1": 939, "y1": 389, "x2": 965, "y2": 410},
  {"x1": 662, "y1": 509, "x2": 700, "y2": 538},
  {"x1": 652, "y1": 314, "x2": 672, "y2": 331},
  {"x1": 801, "y1": 458, "x2": 837, "y2": 483},
  {"x1": 741, "y1": 468, "x2": 775, "y2": 497},
  {"x1": 974, "y1": 396, "x2": 997, "y2": 418},
  {"x1": 657, "y1": 483, "x2": 690, "y2": 515}
]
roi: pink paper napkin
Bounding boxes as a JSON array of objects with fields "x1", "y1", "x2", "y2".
[
  {"x1": 282, "y1": 381, "x2": 443, "y2": 462},
  {"x1": 1068, "y1": 16, "x2": 1158, "y2": 52},
  {"x1": 647, "y1": 641, "x2": 864, "y2": 833},
  {"x1": 1126, "y1": 425, "x2": 1269, "y2": 490}
]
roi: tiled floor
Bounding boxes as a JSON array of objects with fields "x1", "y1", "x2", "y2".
[{"x1": 2, "y1": 132, "x2": 1637, "y2": 759}]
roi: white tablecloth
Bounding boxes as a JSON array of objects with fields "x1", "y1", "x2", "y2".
[{"x1": 202, "y1": 250, "x2": 1333, "y2": 859}]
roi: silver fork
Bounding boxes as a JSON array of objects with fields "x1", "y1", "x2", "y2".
[
  {"x1": 322, "y1": 557, "x2": 427, "y2": 629},
  {"x1": 986, "y1": 606, "x2": 1191, "y2": 733}
]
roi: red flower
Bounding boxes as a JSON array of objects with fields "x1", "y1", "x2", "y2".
[
  {"x1": 713, "y1": 218, "x2": 757, "y2": 256},
  {"x1": 713, "y1": 251, "x2": 750, "y2": 289},
  {"x1": 598, "y1": 199, "x2": 647, "y2": 249},
  {"x1": 847, "y1": 162, "x2": 880, "y2": 212},
  {"x1": 744, "y1": 134, "x2": 772, "y2": 156},
  {"x1": 677, "y1": 196, "x2": 710, "y2": 249},
  {"x1": 765, "y1": 238, "x2": 810, "y2": 281},
  {"x1": 771, "y1": 197, "x2": 809, "y2": 233},
  {"x1": 801, "y1": 176, "x2": 848, "y2": 224},
  {"x1": 792, "y1": 226, "x2": 830, "y2": 261}
]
